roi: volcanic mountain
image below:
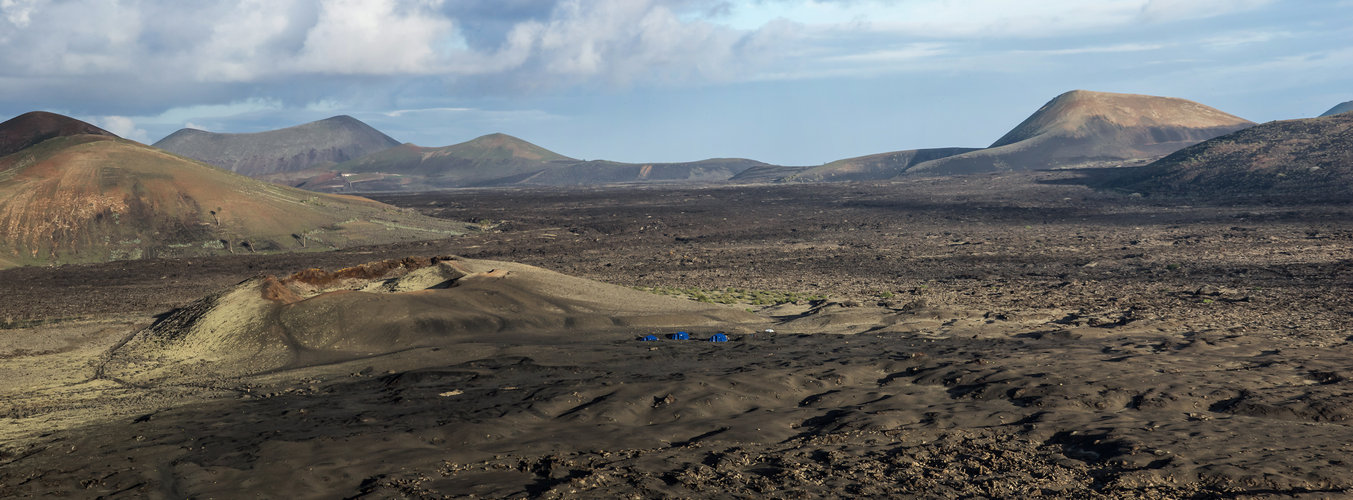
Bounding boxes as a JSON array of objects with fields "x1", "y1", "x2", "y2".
[
  {"x1": 0, "y1": 113, "x2": 464, "y2": 269},
  {"x1": 287, "y1": 133, "x2": 768, "y2": 191},
  {"x1": 1320, "y1": 101, "x2": 1353, "y2": 117},
  {"x1": 153, "y1": 115, "x2": 401, "y2": 177},
  {"x1": 317, "y1": 133, "x2": 578, "y2": 190},
  {"x1": 0, "y1": 111, "x2": 117, "y2": 157},
  {"x1": 903, "y1": 90, "x2": 1254, "y2": 176},
  {"x1": 1105, "y1": 112, "x2": 1353, "y2": 199},
  {"x1": 778, "y1": 147, "x2": 979, "y2": 182}
]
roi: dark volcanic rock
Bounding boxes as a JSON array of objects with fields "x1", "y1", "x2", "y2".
[{"x1": 1105, "y1": 112, "x2": 1353, "y2": 199}]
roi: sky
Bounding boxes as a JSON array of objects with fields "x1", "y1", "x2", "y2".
[{"x1": 0, "y1": 0, "x2": 1349, "y2": 166}]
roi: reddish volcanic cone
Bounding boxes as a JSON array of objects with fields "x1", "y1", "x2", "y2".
[
  {"x1": 906, "y1": 90, "x2": 1255, "y2": 175},
  {"x1": 0, "y1": 111, "x2": 117, "y2": 158}
]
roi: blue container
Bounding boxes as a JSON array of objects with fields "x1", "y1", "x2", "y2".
[
  {"x1": 708, "y1": 333, "x2": 728, "y2": 342},
  {"x1": 671, "y1": 331, "x2": 690, "y2": 340},
  {"x1": 639, "y1": 334, "x2": 659, "y2": 341}
]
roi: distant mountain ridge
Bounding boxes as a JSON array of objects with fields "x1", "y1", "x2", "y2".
[
  {"x1": 904, "y1": 90, "x2": 1254, "y2": 175},
  {"x1": 153, "y1": 115, "x2": 401, "y2": 177},
  {"x1": 281, "y1": 133, "x2": 768, "y2": 192}
]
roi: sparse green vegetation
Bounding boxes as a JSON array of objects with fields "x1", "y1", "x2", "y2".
[{"x1": 638, "y1": 286, "x2": 826, "y2": 305}]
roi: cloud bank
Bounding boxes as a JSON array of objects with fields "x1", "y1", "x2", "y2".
[{"x1": 0, "y1": 0, "x2": 1278, "y2": 93}]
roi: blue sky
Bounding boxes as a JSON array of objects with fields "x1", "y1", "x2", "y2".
[{"x1": 0, "y1": 0, "x2": 1349, "y2": 165}]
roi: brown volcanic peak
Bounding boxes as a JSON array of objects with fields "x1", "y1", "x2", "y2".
[
  {"x1": 906, "y1": 90, "x2": 1254, "y2": 176},
  {"x1": 153, "y1": 115, "x2": 402, "y2": 178},
  {"x1": 438, "y1": 133, "x2": 575, "y2": 162},
  {"x1": 990, "y1": 90, "x2": 1252, "y2": 147},
  {"x1": 0, "y1": 111, "x2": 116, "y2": 158},
  {"x1": 1106, "y1": 112, "x2": 1353, "y2": 199},
  {"x1": 0, "y1": 134, "x2": 464, "y2": 269}
]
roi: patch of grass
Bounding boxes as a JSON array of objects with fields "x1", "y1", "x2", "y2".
[{"x1": 638, "y1": 286, "x2": 826, "y2": 306}]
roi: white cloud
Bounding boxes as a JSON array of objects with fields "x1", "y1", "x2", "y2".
[
  {"x1": 93, "y1": 116, "x2": 149, "y2": 142},
  {"x1": 1200, "y1": 31, "x2": 1292, "y2": 48},
  {"x1": 1211, "y1": 47, "x2": 1353, "y2": 82},
  {"x1": 716, "y1": 0, "x2": 1277, "y2": 37},
  {"x1": 189, "y1": 0, "x2": 304, "y2": 81},
  {"x1": 371, "y1": 107, "x2": 558, "y2": 123},
  {"x1": 1012, "y1": 43, "x2": 1169, "y2": 56},
  {"x1": 145, "y1": 99, "x2": 285, "y2": 126},
  {"x1": 824, "y1": 43, "x2": 948, "y2": 64},
  {"x1": 0, "y1": 0, "x2": 41, "y2": 28},
  {"x1": 71, "y1": 99, "x2": 287, "y2": 141},
  {"x1": 295, "y1": 0, "x2": 460, "y2": 74},
  {"x1": 531, "y1": 0, "x2": 751, "y2": 84},
  {"x1": 1137, "y1": 0, "x2": 1276, "y2": 22},
  {"x1": 305, "y1": 99, "x2": 346, "y2": 112},
  {"x1": 382, "y1": 107, "x2": 474, "y2": 117},
  {"x1": 0, "y1": 0, "x2": 793, "y2": 91}
]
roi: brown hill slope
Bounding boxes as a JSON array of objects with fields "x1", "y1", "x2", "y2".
[
  {"x1": 0, "y1": 111, "x2": 116, "y2": 158},
  {"x1": 0, "y1": 116, "x2": 464, "y2": 269},
  {"x1": 153, "y1": 115, "x2": 401, "y2": 177},
  {"x1": 290, "y1": 134, "x2": 766, "y2": 191},
  {"x1": 783, "y1": 147, "x2": 978, "y2": 182},
  {"x1": 906, "y1": 90, "x2": 1254, "y2": 175},
  {"x1": 1105, "y1": 112, "x2": 1353, "y2": 199}
]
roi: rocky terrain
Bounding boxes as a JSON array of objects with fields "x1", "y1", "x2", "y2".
[
  {"x1": 1106, "y1": 112, "x2": 1353, "y2": 200},
  {"x1": 3, "y1": 175, "x2": 1353, "y2": 497}
]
